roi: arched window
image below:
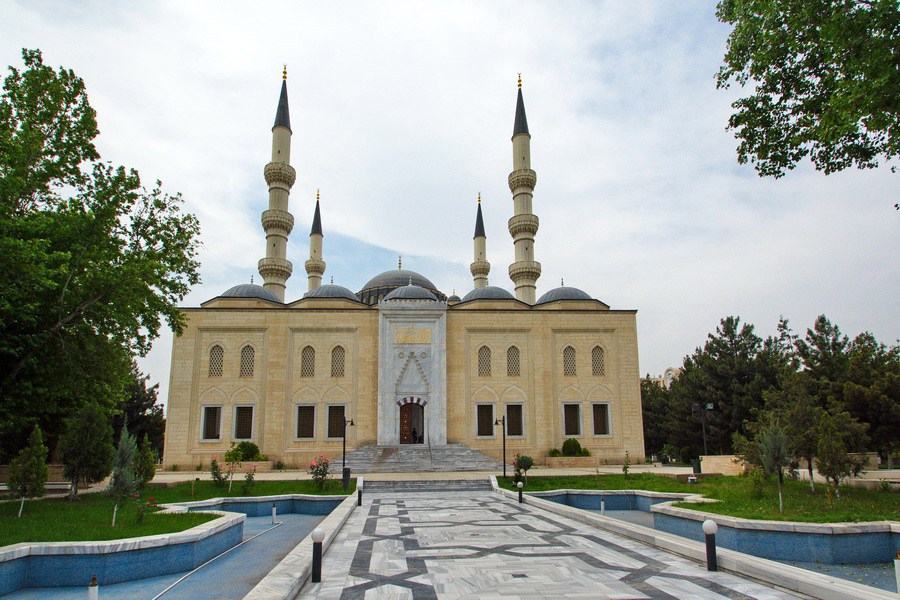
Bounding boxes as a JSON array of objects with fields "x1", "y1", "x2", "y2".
[
  {"x1": 331, "y1": 345, "x2": 345, "y2": 377},
  {"x1": 478, "y1": 345, "x2": 491, "y2": 377},
  {"x1": 592, "y1": 345, "x2": 605, "y2": 376},
  {"x1": 507, "y1": 346, "x2": 520, "y2": 377},
  {"x1": 563, "y1": 346, "x2": 576, "y2": 376},
  {"x1": 300, "y1": 345, "x2": 315, "y2": 377},
  {"x1": 239, "y1": 345, "x2": 255, "y2": 377},
  {"x1": 209, "y1": 345, "x2": 224, "y2": 377}
]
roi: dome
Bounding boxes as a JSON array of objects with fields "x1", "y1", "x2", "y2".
[
  {"x1": 303, "y1": 284, "x2": 359, "y2": 302},
  {"x1": 357, "y1": 268, "x2": 445, "y2": 305},
  {"x1": 536, "y1": 286, "x2": 593, "y2": 304},
  {"x1": 383, "y1": 284, "x2": 438, "y2": 301},
  {"x1": 220, "y1": 283, "x2": 281, "y2": 303},
  {"x1": 461, "y1": 286, "x2": 515, "y2": 302},
  {"x1": 447, "y1": 293, "x2": 461, "y2": 303}
]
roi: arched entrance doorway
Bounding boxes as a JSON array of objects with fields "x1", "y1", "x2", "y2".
[{"x1": 398, "y1": 397, "x2": 425, "y2": 444}]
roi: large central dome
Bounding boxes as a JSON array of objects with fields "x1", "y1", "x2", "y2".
[{"x1": 357, "y1": 269, "x2": 445, "y2": 305}]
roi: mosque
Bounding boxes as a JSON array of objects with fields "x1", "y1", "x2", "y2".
[{"x1": 162, "y1": 73, "x2": 645, "y2": 469}]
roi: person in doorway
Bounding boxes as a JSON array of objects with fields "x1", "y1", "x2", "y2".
[{"x1": 412, "y1": 427, "x2": 417, "y2": 444}]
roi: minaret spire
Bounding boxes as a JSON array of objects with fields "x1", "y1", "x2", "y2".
[
  {"x1": 306, "y1": 189, "x2": 326, "y2": 291},
  {"x1": 470, "y1": 192, "x2": 490, "y2": 288},
  {"x1": 258, "y1": 70, "x2": 296, "y2": 301},
  {"x1": 507, "y1": 74, "x2": 541, "y2": 303}
]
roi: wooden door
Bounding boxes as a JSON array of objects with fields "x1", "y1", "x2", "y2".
[{"x1": 400, "y1": 404, "x2": 413, "y2": 444}]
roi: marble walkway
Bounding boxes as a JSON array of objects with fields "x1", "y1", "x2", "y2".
[{"x1": 296, "y1": 491, "x2": 803, "y2": 600}]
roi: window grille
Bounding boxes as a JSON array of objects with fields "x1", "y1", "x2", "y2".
[
  {"x1": 327, "y1": 405, "x2": 345, "y2": 438},
  {"x1": 563, "y1": 346, "x2": 576, "y2": 376},
  {"x1": 563, "y1": 403, "x2": 581, "y2": 436},
  {"x1": 331, "y1": 346, "x2": 345, "y2": 377},
  {"x1": 202, "y1": 406, "x2": 221, "y2": 440},
  {"x1": 506, "y1": 404, "x2": 524, "y2": 436},
  {"x1": 300, "y1": 345, "x2": 315, "y2": 377},
  {"x1": 593, "y1": 403, "x2": 610, "y2": 435},
  {"x1": 478, "y1": 345, "x2": 491, "y2": 377},
  {"x1": 507, "y1": 346, "x2": 520, "y2": 377},
  {"x1": 209, "y1": 345, "x2": 224, "y2": 377},
  {"x1": 592, "y1": 346, "x2": 605, "y2": 376},
  {"x1": 234, "y1": 406, "x2": 254, "y2": 439},
  {"x1": 476, "y1": 404, "x2": 494, "y2": 437},
  {"x1": 239, "y1": 345, "x2": 254, "y2": 377},
  {"x1": 296, "y1": 406, "x2": 315, "y2": 439}
]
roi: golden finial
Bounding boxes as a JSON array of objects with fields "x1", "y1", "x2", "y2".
[
  {"x1": 283, "y1": 65, "x2": 287, "y2": 81},
  {"x1": 517, "y1": 73, "x2": 522, "y2": 89},
  {"x1": 477, "y1": 192, "x2": 481, "y2": 204},
  {"x1": 398, "y1": 255, "x2": 402, "y2": 270},
  {"x1": 316, "y1": 188, "x2": 320, "y2": 202}
]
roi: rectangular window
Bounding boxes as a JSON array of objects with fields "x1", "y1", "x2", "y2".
[
  {"x1": 592, "y1": 403, "x2": 611, "y2": 436},
  {"x1": 202, "y1": 406, "x2": 221, "y2": 440},
  {"x1": 506, "y1": 404, "x2": 524, "y2": 437},
  {"x1": 296, "y1": 405, "x2": 315, "y2": 439},
  {"x1": 476, "y1": 404, "x2": 494, "y2": 437},
  {"x1": 234, "y1": 406, "x2": 254, "y2": 440},
  {"x1": 563, "y1": 403, "x2": 581, "y2": 437},
  {"x1": 327, "y1": 405, "x2": 345, "y2": 439}
]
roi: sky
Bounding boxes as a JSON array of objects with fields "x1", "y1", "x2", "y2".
[{"x1": 2, "y1": 1, "x2": 897, "y2": 410}]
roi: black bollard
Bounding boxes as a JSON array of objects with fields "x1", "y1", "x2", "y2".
[
  {"x1": 357, "y1": 487, "x2": 362, "y2": 507},
  {"x1": 342, "y1": 467, "x2": 351, "y2": 491},
  {"x1": 703, "y1": 520, "x2": 718, "y2": 571},
  {"x1": 311, "y1": 528, "x2": 325, "y2": 582},
  {"x1": 517, "y1": 481, "x2": 523, "y2": 503}
]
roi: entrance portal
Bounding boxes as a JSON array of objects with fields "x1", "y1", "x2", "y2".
[{"x1": 399, "y1": 403, "x2": 424, "y2": 444}]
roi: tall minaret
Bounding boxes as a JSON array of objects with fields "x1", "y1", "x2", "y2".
[
  {"x1": 258, "y1": 67, "x2": 296, "y2": 302},
  {"x1": 470, "y1": 193, "x2": 490, "y2": 288},
  {"x1": 507, "y1": 74, "x2": 541, "y2": 303},
  {"x1": 305, "y1": 190, "x2": 325, "y2": 291}
]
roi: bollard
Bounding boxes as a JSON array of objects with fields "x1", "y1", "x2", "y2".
[
  {"x1": 272, "y1": 503, "x2": 277, "y2": 525},
  {"x1": 358, "y1": 487, "x2": 362, "y2": 507},
  {"x1": 342, "y1": 467, "x2": 351, "y2": 491},
  {"x1": 600, "y1": 497, "x2": 605, "y2": 516},
  {"x1": 88, "y1": 575, "x2": 98, "y2": 600},
  {"x1": 517, "y1": 481, "x2": 523, "y2": 503},
  {"x1": 703, "y1": 519, "x2": 718, "y2": 571},
  {"x1": 311, "y1": 527, "x2": 325, "y2": 583}
]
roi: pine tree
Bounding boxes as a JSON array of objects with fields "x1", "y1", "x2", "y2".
[
  {"x1": 107, "y1": 429, "x2": 138, "y2": 526},
  {"x1": 134, "y1": 433, "x2": 156, "y2": 488},
  {"x1": 6, "y1": 425, "x2": 49, "y2": 517},
  {"x1": 58, "y1": 403, "x2": 114, "y2": 500}
]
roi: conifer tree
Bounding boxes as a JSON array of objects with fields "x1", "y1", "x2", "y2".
[{"x1": 6, "y1": 425, "x2": 48, "y2": 517}]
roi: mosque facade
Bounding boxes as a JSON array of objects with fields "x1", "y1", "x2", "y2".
[{"x1": 162, "y1": 75, "x2": 644, "y2": 468}]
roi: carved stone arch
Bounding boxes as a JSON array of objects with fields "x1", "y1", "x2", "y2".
[
  {"x1": 472, "y1": 385, "x2": 499, "y2": 403},
  {"x1": 587, "y1": 384, "x2": 614, "y2": 402},
  {"x1": 501, "y1": 385, "x2": 527, "y2": 402},
  {"x1": 231, "y1": 386, "x2": 259, "y2": 404},
  {"x1": 199, "y1": 387, "x2": 226, "y2": 403},
  {"x1": 395, "y1": 353, "x2": 429, "y2": 392},
  {"x1": 206, "y1": 340, "x2": 228, "y2": 353},
  {"x1": 292, "y1": 386, "x2": 320, "y2": 403},
  {"x1": 558, "y1": 384, "x2": 585, "y2": 402},
  {"x1": 323, "y1": 386, "x2": 351, "y2": 403}
]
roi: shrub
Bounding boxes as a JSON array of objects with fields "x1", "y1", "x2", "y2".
[
  {"x1": 548, "y1": 448, "x2": 561, "y2": 457},
  {"x1": 273, "y1": 460, "x2": 285, "y2": 470},
  {"x1": 107, "y1": 429, "x2": 138, "y2": 526},
  {"x1": 749, "y1": 465, "x2": 767, "y2": 500},
  {"x1": 513, "y1": 454, "x2": 534, "y2": 484},
  {"x1": 59, "y1": 403, "x2": 114, "y2": 500},
  {"x1": 210, "y1": 456, "x2": 227, "y2": 488},
  {"x1": 169, "y1": 464, "x2": 180, "y2": 471},
  {"x1": 561, "y1": 438, "x2": 583, "y2": 457},
  {"x1": 224, "y1": 443, "x2": 243, "y2": 492},
  {"x1": 581, "y1": 447, "x2": 592, "y2": 457},
  {"x1": 622, "y1": 451, "x2": 631, "y2": 478},
  {"x1": 235, "y1": 441, "x2": 261, "y2": 461},
  {"x1": 241, "y1": 465, "x2": 257, "y2": 495},
  {"x1": 308, "y1": 454, "x2": 330, "y2": 489},
  {"x1": 135, "y1": 434, "x2": 156, "y2": 488},
  {"x1": 7, "y1": 426, "x2": 49, "y2": 517}
]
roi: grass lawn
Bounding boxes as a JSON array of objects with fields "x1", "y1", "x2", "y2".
[
  {"x1": 0, "y1": 477, "x2": 354, "y2": 547},
  {"x1": 497, "y1": 474, "x2": 900, "y2": 523}
]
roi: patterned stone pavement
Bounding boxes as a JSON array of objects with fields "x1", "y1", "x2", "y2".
[{"x1": 297, "y1": 491, "x2": 802, "y2": 600}]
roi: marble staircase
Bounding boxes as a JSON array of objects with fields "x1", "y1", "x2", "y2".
[
  {"x1": 362, "y1": 479, "x2": 493, "y2": 493},
  {"x1": 336, "y1": 443, "x2": 506, "y2": 473}
]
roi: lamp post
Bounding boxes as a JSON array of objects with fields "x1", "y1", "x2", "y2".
[
  {"x1": 494, "y1": 415, "x2": 507, "y2": 479},
  {"x1": 691, "y1": 402, "x2": 714, "y2": 455},
  {"x1": 342, "y1": 417, "x2": 355, "y2": 491}
]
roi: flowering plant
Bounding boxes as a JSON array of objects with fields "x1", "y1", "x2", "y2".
[
  {"x1": 241, "y1": 465, "x2": 257, "y2": 495},
  {"x1": 134, "y1": 493, "x2": 157, "y2": 524},
  {"x1": 210, "y1": 456, "x2": 227, "y2": 488},
  {"x1": 308, "y1": 454, "x2": 330, "y2": 489}
]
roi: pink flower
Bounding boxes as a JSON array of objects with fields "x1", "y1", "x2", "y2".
[
  {"x1": 149, "y1": 497, "x2": 154, "y2": 502},
  {"x1": 311, "y1": 462, "x2": 317, "y2": 467},
  {"x1": 133, "y1": 493, "x2": 139, "y2": 498}
]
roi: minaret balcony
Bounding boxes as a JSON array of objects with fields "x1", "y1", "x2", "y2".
[
  {"x1": 258, "y1": 256, "x2": 293, "y2": 280},
  {"x1": 507, "y1": 169, "x2": 537, "y2": 192},
  {"x1": 508, "y1": 214, "x2": 539, "y2": 238},
  {"x1": 264, "y1": 162, "x2": 297, "y2": 187},
  {"x1": 304, "y1": 258, "x2": 326, "y2": 276},
  {"x1": 261, "y1": 209, "x2": 295, "y2": 234},
  {"x1": 508, "y1": 260, "x2": 541, "y2": 282},
  {"x1": 470, "y1": 260, "x2": 491, "y2": 278}
]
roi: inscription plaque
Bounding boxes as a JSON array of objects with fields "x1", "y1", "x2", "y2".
[{"x1": 393, "y1": 327, "x2": 431, "y2": 344}]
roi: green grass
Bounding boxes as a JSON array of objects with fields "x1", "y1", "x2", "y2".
[
  {"x1": 497, "y1": 474, "x2": 900, "y2": 523},
  {"x1": 0, "y1": 478, "x2": 354, "y2": 547}
]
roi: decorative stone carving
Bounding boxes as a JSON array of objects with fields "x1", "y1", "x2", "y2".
[
  {"x1": 263, "y1": 162, "x2": 297, "y2": 187},
  {"x1": 507, "y1": 168, "x2": 537, "y2": 192}
]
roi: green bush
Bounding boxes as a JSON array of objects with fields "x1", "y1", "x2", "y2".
[
  {"x1": 235, "y1": 441, "x2": 261, "y2": 461},
  {"x1": 561, "y1": 438, "x2": 583, "y2": 457},
  {"x1": 513, "y1": 454, "x2": 534, "y2": 483},
  {"x1": 548, "y1": 448, "x2": 561, "y2": 457}
]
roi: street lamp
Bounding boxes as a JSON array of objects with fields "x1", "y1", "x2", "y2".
[
  {"x1": 494, "y1": 415, "x2": 507, "y2": 479},
  {"x1": 691, "y1": 403, "x2": 714, "y2": 455},
  {"x1": 342, "y1": 417, "x2": 355, "y2": 490}
]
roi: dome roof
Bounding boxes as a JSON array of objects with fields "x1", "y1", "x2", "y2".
[
  {"x1": 461, "y1": 286, "x2": 515, "y2": 302},
  {"x1": 303, "y1": 284, "x2": 359, "y2": 302},
  {"x1": 220, "y1": 283, "x2": 281, "y2": 303},
  {"x1": 384, "y1": 284, "x2": 438, "y2": 301},
  {"x1": 357, "y1": 268, "x2": 445, "y2": 305},
  {"x1": 536, "y1": 286, "x2": 593, "y2": 304},
  {"x1": 447, "y1": 293, "x2": 461, "y2": 303}
]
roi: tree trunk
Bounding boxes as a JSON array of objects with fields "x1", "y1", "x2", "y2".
[
  {"x1": 68, "y1": 479, "x2": 78, "y2": 501},
  {"x1": 806, "y1": 456, "x2": 815, "y2": 493},
  {"x1": 776, "y1": 469, "x2": 784, "y2": 513},
  {"x1": 112, "y1": 503, "x2": 118, "y2": 527},
  {"x1": 18, "y1": 495, "x2": 25, "y2": 517}
]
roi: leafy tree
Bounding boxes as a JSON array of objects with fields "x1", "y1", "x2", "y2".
[
  {"x1": 6, "y1": 425, "x2": 48, "y2": 517},
  {"x1": 0, "y1": 49, "x2": 200, "y2": 457},
  {"x1": 816, "y1": 408, "x2": 867, "y2": 500},
  {"x1": 640, "y1": 376, "x2": 671, "y2": 457},
  {"x1": 107, "y1": 429, "x2": 138, "y2": 526},
  {"x1": 134, "y1": 433, "x2": 156, "y2": 489},
  {"x1": 758, "y1": 417, "x2": 789, "y2": 513},
  {"x1": 112, "y1": 363, "x2": 166, "y2": 458},
  {"x1": 58, "y1": 403, "x2": 114, "y2": 500},
  {"x1": 716, "y1": 0, "x2": 900, "y2": 177}
]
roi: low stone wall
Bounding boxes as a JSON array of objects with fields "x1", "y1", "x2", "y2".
[
  {"x1": 699, "y1": 455, "x2": 749, "y2": 475},
  {"x1": 0, "y1": 464, "x2": 66, "y2": 484},
  {"x1": 545, "y1": 456, "x2": 598, "y2": 468}
]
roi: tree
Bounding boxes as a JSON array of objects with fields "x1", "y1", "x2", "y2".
[
  {"x1": 112, "y1": 363, "x2": 166, "y2": 458},
  {"x1": 816, "y1": 408, "x2": 867, "y2": 500},
  {"x1": 758, "y1": 417, "x2": 789, "y2": 513},
  {"x1": 716, "y1": 0, "x2": 900, "y2": 178},
  {"x1": 107, "y1": 429, "x2": 138, "y2": 526},
  {"x1": 0, "y1": 49, "x2": 200, "y2": 457},
  {"x1": 58, "y1": 403, "x2": 114, "y2": 500},
  {"x1": 6, "y1": 425, "x2": 48, "y2": 517},
  {"x1": 640, "y1": 376, "x2": 671, "y2": 457},
  {"x1": 134, "y1": 433, "x2": 156, "y2": 489}
]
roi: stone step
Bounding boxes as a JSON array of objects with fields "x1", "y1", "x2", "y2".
[
  {"x1": 363, "y1": 479, "x2": 493, "y2": 492},
  {"x1": 337, "y1": 443, "x2": 506, "y2": 473}
]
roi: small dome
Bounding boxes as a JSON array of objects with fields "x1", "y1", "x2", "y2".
[
  {"x1": 303, "y1": 284, "x2": 359, "y2": 302},
  {"x1": 537, "y1": 286, "x2": 593, "y2": 304},
  {"x1": 384, "y1": 284, "x2": 438, "y2": 301},
  {"x1": 461, "y1": 286, "x2": 515, "y2": 302},
  {"x1": 447, "y1": 293, "x2": 461, "y2": 303},
  {"x1": 220, "y1": 283, "x2": 281, "y2": 303},
  {"x1": 357, "y1": 268, "x2": 445, "y2": 305}
]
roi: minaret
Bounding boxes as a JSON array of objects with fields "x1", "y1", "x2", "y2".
[
  {"x1": 305, "y1": 190, "x2": 325, "y2": 291},
  {"x1": 258, "y1": 67, "x2": 296, "y2": 301},
  {"x1": 470, "y1": 193, "x2": 490, "y2": 288},
  {"x1": 507, "y1": 74, "x2": 541, "y2": 303}
]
